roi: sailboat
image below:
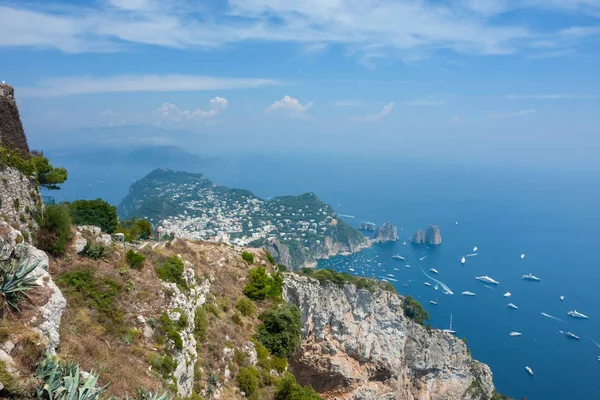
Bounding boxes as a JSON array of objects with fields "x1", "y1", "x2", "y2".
[{"x1": 442, "y1": 314, "x2": 456, "y2": 334}]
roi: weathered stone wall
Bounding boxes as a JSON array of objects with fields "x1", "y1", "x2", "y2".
[
  {"x1": 0, "y1": 83, "x2": 30, "y2": 158},
  {"x1": 0, "y1": 165, "x2": 40, "y2": 240}
]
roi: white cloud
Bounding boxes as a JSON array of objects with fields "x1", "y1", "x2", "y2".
[
  {"x1": 489, "y1": 109, "x2": 536, "y2": 118},
  {"x1": 406, "y1": 95, "x2": 448, "y2": 106},
  {"x1": 19, "y1": 74, "x2": 280, "y2": 97},
  {"x1": 158, "y1": 97, "x2": 229, "y2": 122},
  {"x1": 350, "y1": 102, "x2": 394, "y2": 122},
  {"x1": 265, "y1": 96, "x2": 313, "y2": 116},
  {"x1": 333, "y1": 100, "x2": 363, "y2": 107},
  {"x1": 100, "y1": 109, "x2": 120, "y2": 117},
  {"x1": 1, "y1": 1, "x2": 598, "y2": 61},
  {"x1": 451, "y1": 115, "x2": 463, "y2": 123},
  {"x1": 506, "y1": 94, "x2": 598, "y2": 99}
]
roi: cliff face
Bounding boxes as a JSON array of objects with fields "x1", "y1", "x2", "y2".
[
  {"x1": 412, "y1": 229, "x2": 425, "y2": 244},
  {"x1": 425, "y1": 225, "x2": 442, "y2": 245},
  {"x1": 284, "y1": 275, "x2": 496, "y2": 400},
  {"x1": 373, "y1": 221, "x2": 398, "y2": 243},
  {"x1": 0, "y1": 84, "x2": 30, "y2": 158}
]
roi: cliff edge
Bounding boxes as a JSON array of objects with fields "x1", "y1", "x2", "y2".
[{"x1": 0, "y1": 83, "x2": 30, "y2": 158}]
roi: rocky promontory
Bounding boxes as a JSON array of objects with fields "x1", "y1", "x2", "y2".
[
  {"x1": 373, "y1": 221, "x2": 398, "y2": 243},
  {"x1": 426, "y1": 224, "x2": 443, "y2": 245},
  {"x1": 412, "y1": 228, "x2": 425, "y2": 244},
  {"x1": 358, "y1": 222, "x2": 377, "y2": 231}
]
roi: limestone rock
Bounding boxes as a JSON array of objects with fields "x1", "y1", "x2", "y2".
[
  {"x1": 77, "y1": 225, "x2": 102, "y2": 236},
  {"x1": 0, "y1": 166, "x2": 40, "y2": 239},
  {"x1": 425, "y1": 224, "x2": 442, "y2": 245},
  {"x1": 74, "y1": 234, "x2": 87, "y2": 253},
  {"x1": 358, "y1": 222, "x2": 377, "y2": 232},
  {"x1": 95, "y1": 234, "x2": 112, "y2": 246},
  {"x1": 412, "y1": 229, "x2": 425, "y2": 244},
  {"x1": 373, "y1": 221, "x2": 398, "y2": 243},
  {"x1": 283, "y1": 274, "x2": 496, "y2": 400},
  {"x1": 113, "y1": 233, "x2": 125, "y2": 242},
  {"x1": 0, "y1": 83, "x2": 30, "y2": 157}
]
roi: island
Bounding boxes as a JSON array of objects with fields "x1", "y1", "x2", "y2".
[
  {"x1": 412, "y1": 228, "x2": 425, "y2": 244},
  {"x1": 358, "y1": 222, "x2": 377, "y2": 231},
  {"x1": 117, "y1": 169, "x2": 370, "y2": 269},
  {"x1": 412, "y1": 225, "x2": 442, "y2": 245},
  {"x1": 373, "y1": 221, "x2": 399, "y2": 242}
]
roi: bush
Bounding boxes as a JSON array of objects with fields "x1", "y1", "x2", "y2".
[
  {"x1": 232, "y1": 313, "x2": 242, "y2": 325},
  {"x1": 243, "y1": 266, "x2": 283, "y2": 300},
  {"x1": 126, "y1": 249, "x2": 146, "y2": 269},
  {"x1": 266, "y1": 252, "x2": 276, "y2": 265},
  {"x1": 117, "y1": 218, "x2": 153, "y2": 241},
  {"x1": 67, "y1": 198, "x2": 118, "y2": 233},
  {"x1": 81, "y1": 242, "x2": 108, "y2": 260},
  {"x1": 36, "y1": 204, "x2": 73, "y2": 256},
  {"x1": 155, "y1": 256, "x2": 186, "y2": 288},
  {"x1": 255, "y1": 305, "x2": 301, "y2": 358},
  {"x1": 402, "y1": 295, "x2": 430, "y2": 326},
  {"x1": 236, "y1": 298, "x2": 255, "y2": 317},
  {"x1": 241, "y1": 251, "x2": 255, "y2": 264},
  {"x1": 158, "y1": 312, "x2": 183, "y2": 350},
  {"x1": 275, "y1": 374, "x2": 322, "y2": 400},
  {"x1": 271, "y1": 356, "x2": 287, "y2": 373},
  {"x1": 236, "y1": 366, "x2": 259, "y2": 397},
  {"x1": 194, "y1": 307, "x2": 208, "y2": 342}
]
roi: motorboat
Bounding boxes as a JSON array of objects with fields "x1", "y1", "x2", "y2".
[
  {"x1": 420, "y1": 256, "x2": 427, "y2": 261},
  {"x1": 349, "y1": 268, "x2": 355, "y2": 272},
  {"x1": 503, "y1": 292, "x2": 511, "y2": 297},
  {"x1": 507, "y1": 303, "x2": 518, "y2": 309},
  {"x1": 430, "y1": 300, "x2": 438, "y2": 305},
  {"x1": 462, "y1": 291, "x2": 476, "y2": 296},
  {"x1": 522, "y1": 273, "x2": 540, "y2": 281},
  {"x1": 429, "y1": 268, "x2": 439, "y2": 274},
  {"x1": 567, "y1": 310, "x2": 589, "y2": 319},
  {"x1": 509, "y1": 332, "x2": 522, "y2": 337},
  {"x1": 475, "y1": 276, "x2": 500, "y2": 285},
  {"x1": 525, "y1": 366, "x2": 533, "y2": 376},
  {"x1": 560, "y1": 295, "x2": 564, "y2": 301},
  {"x1": 461, "y1": 257, "x2": 466, "y2": 265},
  {"x1": 473, "y1": 246, "x2": 478, "y2": 252},
  {"x1": 403, "y1": 284, "x2": 408, "y2": 287},
  {"x1": 565, "y1": 332, "x2": 580, "y2": 340},
  {"x1": 405, "y1": 264, "x2": 411, "y2": 268},
  {"x1": 424, "y1": 282, "x2": 432, "y2": 287},
  {"x1": 392, "y1": 255, "x2": 406, "y2": 261},
  {"x1": 521, "y1": 253, "x2": 525, "y2": 259}
]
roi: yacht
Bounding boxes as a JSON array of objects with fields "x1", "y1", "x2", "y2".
[
  {"x1": 387, "y1": 273, "x2": 394, "y2": 277},
  {"x1": 424, "y1": 282, "x2": 432, "y2": 287},
  {"x1": 405, "y1": 264, "x2": 411, "y2": 268},
  {"x1": 503, "y1": 292, "x2": 511, "y2": 297},
  {"x1": 461, "y1": 257, "x2": 466, "y2": 265},
  {"x1": 429, "y1": 268, "x2": 439, "y2": 274},
  {"x1": 522, "y1": 273, "x2": 540, "y2": 281},
  {"x1": 442, "y1": 314, "x2": 457, "y2": 334},
  {"x1": 521, "y1": 253, "x2": 525, "y2": 259},
  {"x1": 560, "y1": 295, "x2": 565, "y2": 301},
  {"x1": 565, "y1": 332, "x2": 580, "y2": 340},
  {"x1": 473, "y1": 246, "x2": 478, "y2": 252},
  {"x1": 567, "y1": 310, "x2": 589, "y2": 319},
  {"x1": 475, "y1": 276, "x2": 500, "y2": 285},
  {"x1": 403, "y1": 284, "x2": 408, "y2": 287},
  {"x1": 430, "y1": 300, "x2": 438, "y2": 305},
  {"x1": 420, "y1": 256, "x2": 427, "y2": 261},
  {"x1": 462, "y1": 291, "x2": 476, "y2": 296},
  {"x1": 507, "y1": 303, "x2": 518, "y2": 309},
  {"x1": 392, "y1": 255, "x2": 406, "y2": 261},
  {"x1": 403, "y1": 241, "x2": 407, "y2": 245},
  {"x1": 434, "y1": 284, "x2": 439, "y2": 291},
  {"x1": 349, "y1": 268, "x2": 355, "y2": 272},
  {"x1": 509, "y1": 332, "x2": 522, "y2": 337},
  {"x1": 597, "y1": 356, "x2": 600, "y2": 362},
  {"x1": 525, "y1": 366, "x2": 533, "y2": 376},
  {"x1": 393, "y1": 268, "x2": 400, "y2": 271}
]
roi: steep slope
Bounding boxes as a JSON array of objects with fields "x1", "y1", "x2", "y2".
[{"x1": 0, "y1": 83, "x2": 30, "y2": 158}]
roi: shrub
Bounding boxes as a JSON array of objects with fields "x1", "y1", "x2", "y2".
[
  {"x1": 126, "y1": 249, "x2": 146, "y2": 269},
  {"x1": 158, "y1": 312, "x2": 183, "y2": 350},
  {"x1": 271, "y1": 356, "x2": 287, "y2": 373},
  {"x1": 66, "y1": 198, "x2": 118, "y2": 233},
  {"x1": 117, "y1": 218, "x2": 153, "y2": 241},
  {"x1": 236, "y1": 298, "x2": 255, "y2": 317},
  {"x1": 255, "y1": 305, "x2": 301, "y2": 358},
  {"x1": 243, "y1": 266, "x2": 283, "y2": 300},
  {"x1": 275, "y1": 374, "x2": 322, "y2": 400},
  {"x1": 276, "y1": 264, "x2": 288, "y2": 272},
  {"x1": 232, "y1": 313, "x2": 242, "y2": 325},
  {"x1": 266, "y1": 252, "x2": 276, "y2": 265},
  {"x1": 155, "y1": 256, "x2": 186, "y2": 288},
  {"x1": 241, "y1": 251, "x2": 255, "y2": 264},
  {"x1": 236, "y1": 366, "x2": 259, "y2": 397},
  {"x1": 81, "y1": 242, "x2": 108, "y2": 260},
  {"x1": 234, "y1": 349, "x2": 247, "y2": 366},
  {"x1": 194, "y1": 307, "x2": 208, "y2": 342},
  {"x1": 204, "y1": 303, "x2": 221, "y2": 318},
  {"x1": 402, "y1": 295, "x2": 429, "y2": 326},
  {"x1": 36, "y1": 205, "x2": 73, "y2": 257},
  {"x1": 13, "y1": 199, "x2": 19, "y2": 211},
  {"x1": 147, "y1": 353, "x2": 176, "y2": 378}
]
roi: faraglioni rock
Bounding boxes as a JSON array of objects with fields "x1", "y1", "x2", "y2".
[
  {"x1": 412, "y1": 228, "x2": 425, "y2": 244},
  {"x1": 373, "y1": 221, "x2": 398, "y2": 242},
  {"x1": 426, "y1": 224, "x2": 442, "y2": 245},
  {"x1": 284, "y1": 274, "x2": 497, "y2": 399},
  {"x1": 358, "y1": 222, "x2": 377, "y2": 231}
]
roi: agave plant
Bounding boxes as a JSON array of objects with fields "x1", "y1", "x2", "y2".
[
  {"x1": 36, "y1": 354, "x2": 108, "y2": 400},
  {"x1": 134, "y1": 388, "x2": 172, "y2": 400},
  {"x1": 0, "y1": 254, "x2": 39, "y2": 313},
  {"x1": 82, "y1": 243, "x2": 108, "y2": 260}
]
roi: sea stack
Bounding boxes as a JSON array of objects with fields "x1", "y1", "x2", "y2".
[
  {"x1": 425, "y1": 224, "x2": 442, "y2": 245},
  {"x1": 373, "y1": 221, "x2": 399, "y2": 242},
  {"x1": 412, "y1": 229, "x2": 425, "y2": 244},
  {"x1": 358, "y1": 222, "x2": 377, "y2": 231}
]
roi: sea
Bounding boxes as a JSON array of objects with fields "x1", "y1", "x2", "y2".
[{"x1": 49, "y1": 152, "x2": 600, "y2": 400}]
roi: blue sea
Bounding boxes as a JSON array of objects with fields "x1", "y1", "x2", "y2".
[{"x1": 50, "y1": 153, "x2": 600, "y2": 400}]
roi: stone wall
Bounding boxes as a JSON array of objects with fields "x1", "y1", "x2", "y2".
[
  {"x1": 0, "y1": 83, "x2": 30, "y2": 158},
  {"x1": 0, "y1": 165, "x2": 41, "y2": 240}
]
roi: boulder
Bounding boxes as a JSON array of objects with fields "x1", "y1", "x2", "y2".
[
  {"x1": 95, "y1": 234, "x2": 112, "y2": 246},
  {"x1": 113, "y1": 233, "x2": 125, "y2": 242}
]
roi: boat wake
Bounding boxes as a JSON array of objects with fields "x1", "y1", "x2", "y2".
[
  {"x1": 541, "y1": 312, "x2": 568, "y2": 324},
  {"x1": 484, "y1": 285, "x2": 497, "y2": 290},
  {"x1": 466, "y1": 253, "x2": 478, "y2": 257},
  {"x1": 378, "y1": 276, "x2": 398, "y2": 282},
  {"x1": 339, "y1": 214, "x2": 356, "y2": 219},
  {"x1": 590, "y1": 338, "x2": 600, "y2": 349},
  {"x1": 421, "y1": 268, "x2": 454, "y2": 295}
]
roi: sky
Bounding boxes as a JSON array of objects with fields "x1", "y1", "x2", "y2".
[{"x1": 1, "y1": 0, "x2": 599, "y2": 169}]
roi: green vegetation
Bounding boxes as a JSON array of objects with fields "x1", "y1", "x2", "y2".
[
  {"x1": 126, "y1": 249, "x2": 146, "y2": 269},
  {"x1": 236, "y1": 298, "x2": 255, "y2": 317},
  {"x1": 67, "y1": 198, "x2": 118, "y2": 233},
  {"x1": 236, "y1": 366, "x2": 259, "y2": 397},
  {"x1": 275, "y1": 374, "x2": 322, "y2": 400},
  {"x1": 117, "y1": 218, "x2": 153, "y2": 241},
  {"x1": 0, "y1": 147, "x2": 67, "y2": 190},
  {"x1": 155, "y1": 256, "x2": 187, "y2": 289},
  {"x1": 35, "y1": 354, "x2": 106, "y2": 399},
  {"x1": 36, "y1": 204, "x2": 73, "y2": 257},
  {"x1": 0, "y1": 250, "x2": 38, "y2": 314},
  {"x1": 303, "y1": 268, "x2": 396, "y2": 294},
  {"x1": 241, "y1": 251, "x2": 255, "y2": 264},
  {"x1": 270, "y1": 356, "x2": 287, "y2": 373},
  {"x1": 255, "y1": 304, "x2": 302, "y2": 358},
  {"x1": 401, "y1": 295, "x2": 429, "y2": 326},
  {"x1": 81, "y1": 242, "x2": 108, "y2": 260},
  {"x1": 266, "y1": 252, "x2": 276, "y2": 265},
  {"x1": 157, "y1": 312, "x2": 184, "y2": 350},
  {"x1": 147, "y1": 353, "x2": 176, "y2": 379},
  {"x1": 243, "y1": 266, "x2": 284, "y2": 300}
]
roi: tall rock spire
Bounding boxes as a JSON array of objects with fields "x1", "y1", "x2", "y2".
[{"x1": 0, "y1": 83, "x2": 30, "y2": 158}]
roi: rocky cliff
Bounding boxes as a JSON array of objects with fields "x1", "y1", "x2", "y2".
[
  {"x1": 425, "y1": 225, "x2": 442, "y2": 245},
  {"x1": 373, "y1": 222, "x2": 398, "y2": 243},
  {"x1": 0, "y1": 83, "x2": 30, "y2": 158},
  {"x1": 411, "y1": 229, "x2": 425, "y2": 244},
  {"x1": 284, "y1": 274, "x2": 496, "y2": 400},
  {"x1": 358, "y1": 222, "x2": 377, "y2": 232}
]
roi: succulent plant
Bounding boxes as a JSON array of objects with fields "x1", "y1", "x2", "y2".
[{"x1": 0, "y1": 246, "x2": 39, "y2": 313}]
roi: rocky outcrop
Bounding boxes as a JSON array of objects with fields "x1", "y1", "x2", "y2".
[
  {"x1": 425, "y1": 225, "x2": 442, "y2": 245},
  {"x1": 283, "y1": 274, "x2": 496, "y2": 400},
  {"x1": 0, "y1": 166, "x2": 41, "y2": 239},
  {"x1": 373, "y1": 222, "x2": 398, "y2": 243},
  {"x1": 411, "y1": 229, "x2": 425, "y2": 244},
  {"x1": 0, "y1": 83, "x2": 30, "y2": 158},
  {"x1": 358, "y1": 222, "x2": 377, "y2": 232}
]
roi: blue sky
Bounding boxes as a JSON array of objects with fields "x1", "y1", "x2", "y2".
[{"x1": 1, "y1": 0, "x2": 599, "y2": 169}]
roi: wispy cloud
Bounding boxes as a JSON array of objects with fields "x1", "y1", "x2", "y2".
[
  {"x1": 158, "y1": 97, "x2": 229, "y2": 123},
  {"x1": 406, "y1": 95, "x2": 448, "y2": 106},
  {"x1": 506, "y1": 94, "x2": 598, "y2": 100},
  {"x1": 350, "y1": 102, "x2": 394, "y2": 122},
  {"x1": 265, "y1": 96, "x2": 313, "y2": 117},
  {"x1": 333, "y1": 100, "x2": 363, "y2": 107},
  {"x1": 19, "y1": 74, "x2": 280, "y2": 97},
  {"x1": 489, "y1": 109, "x2": 536, "y2": 118}
]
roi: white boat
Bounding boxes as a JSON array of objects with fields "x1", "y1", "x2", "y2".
[
  {"x1": 560, "y1": 296, "x2": 564, "y2": 301},
  {"x1": 392, "y1": 255, "x2": 406, "y2": 261},
  {"x1": 597, "y1": 356, "x2": 600, "y2": 362},
  {"x1": 424, "y1": 282, "x2": 432, "y2": 287},
  {"x1": 475, "y1": 276, "x2": 500, "y2": 285},
  {"x1": 455, "y1": 221, "x2": 459, "y2": 225},
  {"x1": 420, "y1": 256, "x2": 427, "y2": 261},
  {"x1": 393, "y1": 268, "x2": 399, "y2": 271},
  {"x1": 430, "y1": 300, "x2": 438, "y2": 305},
  {"x1": 461, "y1": 257, "x2": 466, "y2": 265},
  {"x1": 521, "y1": 253, "x2": 525, "y2": 259},
  {"x1": 403, "y1": 284, "x2": 408, "y2": 287},
  {"x1": 462, "y1": 291, "x2": 476, "y2": 296},
  {"x1": 565, "y1": 332, "x2": 580, "y2": 340},
  {"x1": 473, "y1": 246, "x2": 478, "y2": 252},
  {"x1": 503, "y1": 292, "x2": 511, "y2": 297},
  {"x1": 507, "y1": 303, "x2": 518, "y2": 309},
  {"x1": 387, "y1": 273, "x2": 394, "y2": 277},
  {"x1": 403, "y1": 241, "x2": 407, "y2": 245},
  {"x1": 522, "y1": 273, "x2": 540, "y2": 281},
  {"x1": 509, "y1": 332, "x2": 522, "y2": 336},
  {"x1": 442, "y1": 314, "x2": 457, "y2": 334},
  {"x1": 567, "y1": 310, "x2": 589, "y2": 319},
  {"x1": 349, "y1": 268, "x2": 355, "y2": 272},
  {"x1": 429, "y1": 268, "x2": 439, "y2": 274},
  {"x1": 405, "y1": 264, "x2": 411, "y2": 268},
  {"x1": 434, "y1": 284, "x2": 439, "y2": 291},
  {"x1": 525, "y1": 366, "x2": 533, "y2": 376}
]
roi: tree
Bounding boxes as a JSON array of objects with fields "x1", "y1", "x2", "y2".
[
  {"x1": 255, "y1": 305, "x2": 302, "y2": 358},
  {"x1": 275, "y1": 374, "x2": 322, "y2": 400},
  {"x1": 67, "y1": 198, "x2": 118, "y2": 233},
  {"x1": 30, "y1": 151, "x2": 68, "y2": 190},
  {"x1": 402, "y1": 295, "x2": 430, "y2": 326},
  {"x1": 243, "y1": 266, "x2": 283, "y2": 300},
  {"x1": 36, "y1": 205, "x2": 73, "y2": 256}
]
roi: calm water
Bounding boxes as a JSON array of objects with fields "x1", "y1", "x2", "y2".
[{"x1": 51, "y1": 153, "x2": 600, "y2": 400}]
